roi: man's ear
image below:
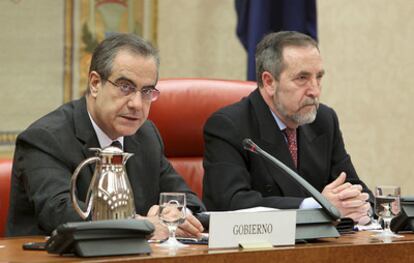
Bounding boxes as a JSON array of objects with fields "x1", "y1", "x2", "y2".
[
  {"x1": 88, "y1": 71, "x2": 101, "y2": 97},
  {"x1": 261, "y1": 71, "x2": 278, "y2": 97}
]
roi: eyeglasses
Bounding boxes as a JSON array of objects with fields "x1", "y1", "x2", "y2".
[{"x1": 105, "y1": 79, "x2": 160, "y2": 102}]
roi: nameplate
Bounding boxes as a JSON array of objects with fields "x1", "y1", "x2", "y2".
[{"x1": 208, "y1": 210, "x2": 296, "y2": 249}]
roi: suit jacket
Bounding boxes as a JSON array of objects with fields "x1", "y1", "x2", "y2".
[
  {"x1": 202, "y1": 88, "x2": 373, "y2": 211},
  {"x1": 6, "y1": 97, "x2": 204, "y2": 236}
]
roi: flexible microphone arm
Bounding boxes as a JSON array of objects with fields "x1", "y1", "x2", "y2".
[{"x1": 242, "y1": 138, "x2": 341, "y2": 220}]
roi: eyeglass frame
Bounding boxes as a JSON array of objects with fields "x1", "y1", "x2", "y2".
[{"x1": 103, "y1": 78, "x2": 160, "y2": 102}]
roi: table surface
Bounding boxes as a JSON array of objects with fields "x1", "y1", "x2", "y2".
[{"x1": 1, "y1": 231, "x2": 414, "y2": 263}]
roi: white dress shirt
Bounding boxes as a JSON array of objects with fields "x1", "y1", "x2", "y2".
[{"x1": 87, "y1": 112, "x2": 124, "y2": 149}]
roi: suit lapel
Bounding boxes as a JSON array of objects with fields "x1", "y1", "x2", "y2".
[
  {"x1": 73, "y1": 97, "x2": 100, "y2": 174},
  {"x1": 298, "y1": 124, "x2": 328, "y2": 191},
  {"x1": 249, "y1": 90, "x2": 307, "y2": 197},
  {"x1": 123, "y1": 135, "x2": 146, "y2": 212}
]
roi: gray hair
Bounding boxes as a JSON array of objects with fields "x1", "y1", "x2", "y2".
[
  {"x1": 87, "y1": 32, "x2": 160, "y2": 93},
  {"x1": 255, "y1": 31, "x2": 318, "y2": 87}
]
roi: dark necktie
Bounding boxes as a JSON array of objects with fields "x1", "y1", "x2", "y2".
[
  {"x1": 284, "y1": 128, "x2": 297, "y2": 167},
  {"x1": 110, "y1": 140, "x2": 123, "y2": 150}
]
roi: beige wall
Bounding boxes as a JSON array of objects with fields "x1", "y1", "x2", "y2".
[
  {"x1": 318, "y1": 0, "x2": 414, "y2": 194},
  {"x1": 158, "y1": 0, "x2": 246, "y2": 79},
  {"x1": 0, "y1": 1, "x2": 64, "y2": 131},
  {"x1": 1, "y1": 0, "x2": 414, "y2": 194}
]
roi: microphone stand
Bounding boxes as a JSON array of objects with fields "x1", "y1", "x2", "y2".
[{"x1": 242, "y1": 138, "x2": 341, "y2": 221}]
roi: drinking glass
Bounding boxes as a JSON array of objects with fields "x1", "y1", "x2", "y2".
[
  {"x1": 158, "y1": 192, "x2": 188, "y2": 248},
  {"x1": 373, "y1": 185, "x2": 403, "y2": 239}
]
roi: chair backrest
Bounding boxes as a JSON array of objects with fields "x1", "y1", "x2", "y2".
[
  {"x1": 0, "y1": 159, "x2": 12, "y2": 237},
  {"x1": 148, "y1": 78, "x2": 256, "y2": 198}
]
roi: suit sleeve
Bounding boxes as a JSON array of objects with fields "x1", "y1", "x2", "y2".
[
  {"x1": 203, "y1": 112, "x2": 304, "y2": 211},
  {"x1": 12, "y1": 127, "x2": 83, "y2": 235}
]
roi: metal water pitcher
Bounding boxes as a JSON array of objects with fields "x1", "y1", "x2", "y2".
[{"x1": 70, "y1": 146, "x2": 136, "y2": 220}]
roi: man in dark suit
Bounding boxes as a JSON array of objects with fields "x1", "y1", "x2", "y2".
[
  {"x1": 203, "y1": 31, "x2": 372, "y2": 224},
  {"x1": 7, "y1": 33, "x2": 205, "y2": 237}
]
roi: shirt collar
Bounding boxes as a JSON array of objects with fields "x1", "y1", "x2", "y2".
[
  {"x1": 270, "y1": 108, "x2": 287, "y2": 131},
  {"x1": 87, "y1": 112, "x2": 124, "y2": 149}
]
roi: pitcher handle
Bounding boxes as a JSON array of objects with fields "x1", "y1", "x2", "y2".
[{"x1": 70, "y1": 156, "x2": 100, "y2": 220}]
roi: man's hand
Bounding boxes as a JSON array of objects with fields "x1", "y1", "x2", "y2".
[
  {"x1": 176, "y1": 209, "x2": 204, "y2": 238},
  {"x1": 322, "y1": 172, "x2": 371, "y2": 224},
  {"x1": 138, "y1": 205, "x2": 204, "y2": 240}
]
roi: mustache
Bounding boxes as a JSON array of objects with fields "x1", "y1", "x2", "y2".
[{"x1": 300, "y1": 97, "x2": 319, "y2": 108}]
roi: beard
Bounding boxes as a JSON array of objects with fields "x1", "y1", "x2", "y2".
[{"x1": 275, "y1": 94, "x2": 319, "y2": 126}]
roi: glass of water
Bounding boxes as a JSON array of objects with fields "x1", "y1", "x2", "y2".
[
  {"x1": 158, "y1": 192, "x2": 188, "y2": 248},
  {"x1": 373, "y1": 185, "x2": 403, "y2": 239}
]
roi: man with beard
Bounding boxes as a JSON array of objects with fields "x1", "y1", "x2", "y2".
[{"x1": 202, "y1": 31, "x2": 372, "y2": 225}]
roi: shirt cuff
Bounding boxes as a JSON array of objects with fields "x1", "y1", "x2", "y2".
[{"x1": 299, "y1": 197, "x2": 322, "y2": 209}]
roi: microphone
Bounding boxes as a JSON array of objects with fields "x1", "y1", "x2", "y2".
[{"x1": 242, "y1": 138, "x2": 341, "y2": 220}]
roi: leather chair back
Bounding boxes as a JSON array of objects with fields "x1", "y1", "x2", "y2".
[
  {"x1": 0, "y1": 159, "x2": 12, "y2": 237},
  {"x1": 149, "y1": 78, "x2": 256, "y2": 198}
]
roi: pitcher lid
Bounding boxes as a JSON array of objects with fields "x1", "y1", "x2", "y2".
[{"x1": 100, "y1": 146, "x2": 124, "y2": 154}]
